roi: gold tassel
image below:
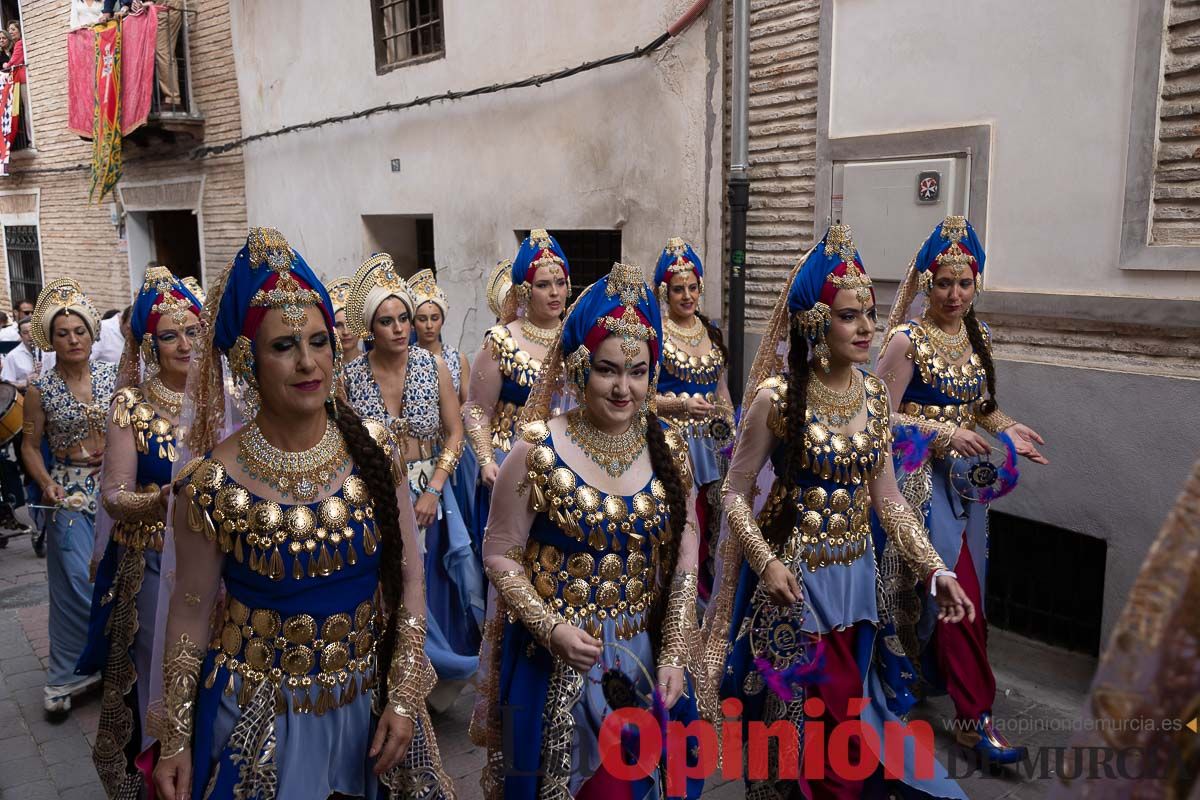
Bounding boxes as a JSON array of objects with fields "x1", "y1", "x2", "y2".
[
  {"x1": 238, "y1": 676, "x2": 253, "y2": 707},
  {"x1": 363, "y1": 526, "x2": 377, "y2": 556},
  {"x1": 588, "y1": 529, "x2": 607, "y2": 551},
  {"x1": 308, "y1": 555, "x2": 318, "y2": 579},
  {"x1": 234, "y1": 535, "x2": 244, "y2": 564},
  {"x1": 274, "y1": 685, "x2": 287, "y2": 715},
  {"x1": 317, "y1": 543, "x2": 331, "y2": 576},
  {"x1": 269, "y1": 548, "x2": 284, "y2": 581},
  {"x1": 225, "y1": 673, "x2": 235, "y2": 697},
  {"x1": 346, "y1": 543, "x2": 357, "y2": 566},
  {"x1": 249, "y1": 548, "x2": 259, "y2": 573},
  {"x1": 332, "y1": 546, "x2": 344, "y2": 572},
  {"x1": 344, "y1": 674, "x2": 358, "y2": 704},
  {"x1": 293, "y1": 556, "x2": 303, "y2": 581},
  {"x1": 204, "y1": 664, "x2": 219, "y2": 690}
]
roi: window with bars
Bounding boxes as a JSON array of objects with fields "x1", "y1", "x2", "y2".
[
  {"x1": 372, "y1": 0, "x2": 444, "y2": 73},
  {"x1": 985, "y1": 511, "x2": 1106, "y2": 655},
  {"x1": 4, "y1": 225, "x2": 42, "y2": 307},
  {"x1": 515, "y1": 230, "x2": 622, "y2": 302}
]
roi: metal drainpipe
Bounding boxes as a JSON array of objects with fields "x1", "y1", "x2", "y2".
[{"x1": 728, "y1": 0, "x2": 750, "y2": 407}]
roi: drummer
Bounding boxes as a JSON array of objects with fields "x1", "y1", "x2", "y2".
[{"x1": 0, "y1": 315, "x2": 39, "y2": 542}]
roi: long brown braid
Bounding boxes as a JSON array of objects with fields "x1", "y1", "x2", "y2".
[
  {"x1": 760, "y1": 322, "x2": 810, "y2": 547},
  {"x1": 327, "y1": 396, "x2": 406, "y2": 700},
  {"x1": 963, "y1": 307, "x2": 997, "y2": 415},
  {"x1": 643, "y1": 410, "x2": 687, "y2": 657},
  {"x1": 696, "y1": 311, "x2": 730, "y2": 365}
]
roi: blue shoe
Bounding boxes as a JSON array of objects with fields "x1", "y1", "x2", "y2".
[{"x1": 955, "y1": 712, "x2": 1027, "y2": 765}]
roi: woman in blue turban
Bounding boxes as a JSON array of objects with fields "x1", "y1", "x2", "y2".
[
  {"x1": 151, "y1": 228, "x2": 453, "y2": 800},
  {"x1": 77, "y1": 267, "x2": 200, "y2": 793},
  {"x1": 652, "y1": 237, "x2": 733, "y2": 602},
  {"x1": 702, "y1": 225, "x2": 972, "y2": 799},
  {"x1": 473, "y1": 261, "x2": 705, "y2": 799},
  {"x1": 876, "y1": 216, "x2": 1048, "y2": 763},
  {"x1": 462, "y1": 229, "x2": 570, "y2": 544}
]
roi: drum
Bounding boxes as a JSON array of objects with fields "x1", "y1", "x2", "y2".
[{"x1": 0, "y1": 382, "x2": 24, "y2": 446}]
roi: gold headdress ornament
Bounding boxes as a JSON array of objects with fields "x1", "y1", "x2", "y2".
[
  {"x1": 325, "y1": 275, "x2": 353, "y2": 315},
  {"x1": 181, "y1": 276, "x2": 205, "y2": 305},
  {"x1": 529, "y1": 228, "x2": 564, "y2": 272},
  {"x1": 486, "y1": 259, "x2": 512, "y2": 321},
  {"x1": 246, "y1": 228, "x2": 321, "y2": 338},
  {"x1": 345, "y1": 253, "x2": 412, "y2": 340},
  {"x1": 31, "y1": 277, "x2": 101, "y2": 353},
  {"x1": 408, "y1": 268, "x2": 448, "y2": 316},
  {"x1": 503, "y1": 229, "x2": 570, "y2": 323},
  {"x1": 887, "y1": 214, "x2": 981, "y2": 335},
  {"x1": 118, "y1": 266, "x2": 200, "y2": 389},
  {"x1": 657, "y1": 236, "x2": 705, "y2": 302}
]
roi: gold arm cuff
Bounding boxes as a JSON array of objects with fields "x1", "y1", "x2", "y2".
[
  {"x1": 977, "y1": 408, "x2": 1017, "y2": 435},
  {"x1": 727, "y1": 489, "x2": 776, "y2": 576},
  {"x1": 101, "y1": 486, "x2": 163, "y2": 523},
  {"x1": 893, "y1": 413, "x2": 957, "y2": 451},
  {"x1": 486, "y1": 566, "x2": 566, "y2": 649},
  {"x1": 434, "y1": 442, "x2": 462, "y2": 476},
  {"x1": 659, "y1": 572, "x2": 699, "y2": 669},
  {"x1": 464, "y1": 416, "x2": 496, "y2": 467},
  {"x1": 878, "y1": 497, "x2": 946, "y2": 580},
  {"x1": 386, "y1": 607, "x2": 436, "y2": 723},
  {"x1": 149, "y1": 633, "x2": 203, "y2": 759}
]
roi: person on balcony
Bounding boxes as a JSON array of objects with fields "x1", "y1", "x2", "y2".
[{"x1": 70, "y1": 0, "x2": 105, "y2": 29}]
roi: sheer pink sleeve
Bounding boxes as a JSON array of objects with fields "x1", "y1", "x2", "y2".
[
  {"x1": 481, "y1": 437, "x2": 537, "y2": 573},
  {"x1": 722, "y1": 385, "x2": 782, "y2": 577},
  {"x1": 463, "y1": 336, "x2": 502, "y2": 467}
]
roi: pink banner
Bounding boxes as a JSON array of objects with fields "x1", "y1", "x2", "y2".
[{"x1": 66, "y1": 5, "x2": 160, "y2": 139}]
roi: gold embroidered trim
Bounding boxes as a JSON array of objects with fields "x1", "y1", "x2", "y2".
[
  {"x1": 112, "y1": 385, "x2": 181, "y2": 461},
  {"x1": 152, "y1": 633, "x2": 204, "y2": 759},
  {"x1": 486, "y1": 567, "x2": 566, "y2": 649},
  {"x1": 484, "y1": 324, "x2": 544, "y2": 389},
  {"x1": 901, "y1": 321, "x2": 988, "y2": 403},
  {"x1": 386, "y1": 607, "x2": 436, "y2": 723},
  {"x1": 660, "y1": 572, "x2": 699, "y2": 669},
  {"x1": 103, "y1": 486, "x2": 166, "y2": 552},
  {"x1": 727, "y1": 491, "x2": 776, "y2": 577},
  {"x1": 977, "y1": 407, "x2": 1017, "y2": 435},
  {"x1": 877, "y1": 497, "x2": 946, "y2": 580},
  {"x1": 464, "y1": 417, "x2": 496, "y2": 467},
  {"x1": 662, "y1": 337, "x2": 724, "y2": 385}
]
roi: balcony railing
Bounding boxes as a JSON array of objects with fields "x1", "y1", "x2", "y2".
[{"x1": 131, "y1": 0, "x2": 204, "y2": 144}]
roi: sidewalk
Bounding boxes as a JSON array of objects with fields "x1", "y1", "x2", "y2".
[{"x1": 0, "y1": 520, "x2": 1090, "y2": 799}]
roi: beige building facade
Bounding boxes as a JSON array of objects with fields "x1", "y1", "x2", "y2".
[
  {"x1": 0, "y1": 0, "x2": 248, "y2": 312},
  {"x1": 228, "y1": 0, "x2": 726, "y2": 353},
  {"x1": 731, "y1": 0, "x2": 1200, "y2": 647}
]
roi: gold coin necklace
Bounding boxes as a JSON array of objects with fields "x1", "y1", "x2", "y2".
[{"x1": 237, "y1": 418, "x2": 349, "y2": 502}]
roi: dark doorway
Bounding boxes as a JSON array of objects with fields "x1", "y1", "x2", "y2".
[
  {"x1": 148, "y1": 210, "x2": 201, "y2": 283},
  {"x1": 514, "y1": 229, "x2": 622, "y2": 302}
]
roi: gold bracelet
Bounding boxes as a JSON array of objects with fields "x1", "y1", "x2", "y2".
[
  {"x1": 877, "y1": 497, "x2": 946, "y2": 580},
  {"x1": 894, "y1": 413, "x2": 956, "y2": 451},
  {"x1": 434, "y1": 443, "x2": 462, "y2": 476},
  {"x1": 464, "y1": 420, "x2": 496, "y2": 468},
  {"x1": 386, "y1": 607, "x2": 436, "y2": 723},
  {"x1": 726, "y1": 490, "x2": 777, "y2": 576},
  {"x1": 659, "y1": 572, "x2": 699, "y2": 669},
  {"x1": 151, "y1": 633, "x2": 203, "y2": 759},
  {"x1": 977, "y1": 408, "x2": 1017, "y2": 435},
  {"x1": 486, "y1": 566, "x2": 566, "y2": 649}
]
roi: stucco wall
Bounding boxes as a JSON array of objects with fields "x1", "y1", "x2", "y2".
[
  {"x1": 229, "y1": 0, "x2": 724, "y2": 352},
  {"x1": 987, "y1": 360, "x2": 1200, "y2": 638},
  {"x1": 828, "y1": 0, "x2": 1199, "y2": 300}
]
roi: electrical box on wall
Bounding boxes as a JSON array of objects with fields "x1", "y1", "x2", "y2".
[{"x1": 832, "y1": 156, "x2": 969, "y2": 280}]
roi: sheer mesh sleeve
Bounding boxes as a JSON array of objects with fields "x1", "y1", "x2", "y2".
[
  {"x1": 463, "y1": 338, "x2": 502, "y2": 466},
  {"x1": 722, "y1": 386, "x2": 781, "y2": 577}
]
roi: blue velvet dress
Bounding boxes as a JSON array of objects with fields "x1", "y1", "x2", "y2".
[
  {"x1": 344, "y1": 349, "x2": 483, "y2": 682},
  {"x1": 77, "y1": 384, "x2": 177, "y2": 795},
  {"x1": 478, "y1": 420, "x2": 704, "y2": 800},
  {"x1": 470, "y1": 324, "x2": 543, "y2": 549},
  {"x1": 34, "y1": 361, "x2": 116, "y2": 690},
  {"x1": 879, "y1": 320, "x2": 992, "y2": 688},
  {"x1": 178, "y1": 455, "x2": 451, "y2": 799},
  {"x1": 709, "y1": 369, "x2": 965, "y2": 799}
]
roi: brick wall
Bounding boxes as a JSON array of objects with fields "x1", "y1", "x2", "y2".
[
  {"x1": 0, "y1": 0, "x2": 247, "y2": 312},
  {"x1": 1152, "y1": 0, "x2": 1200, "y2": 245},
  {"x1": 723, "y1": 0, "x2": 820, "y2": 331}
]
